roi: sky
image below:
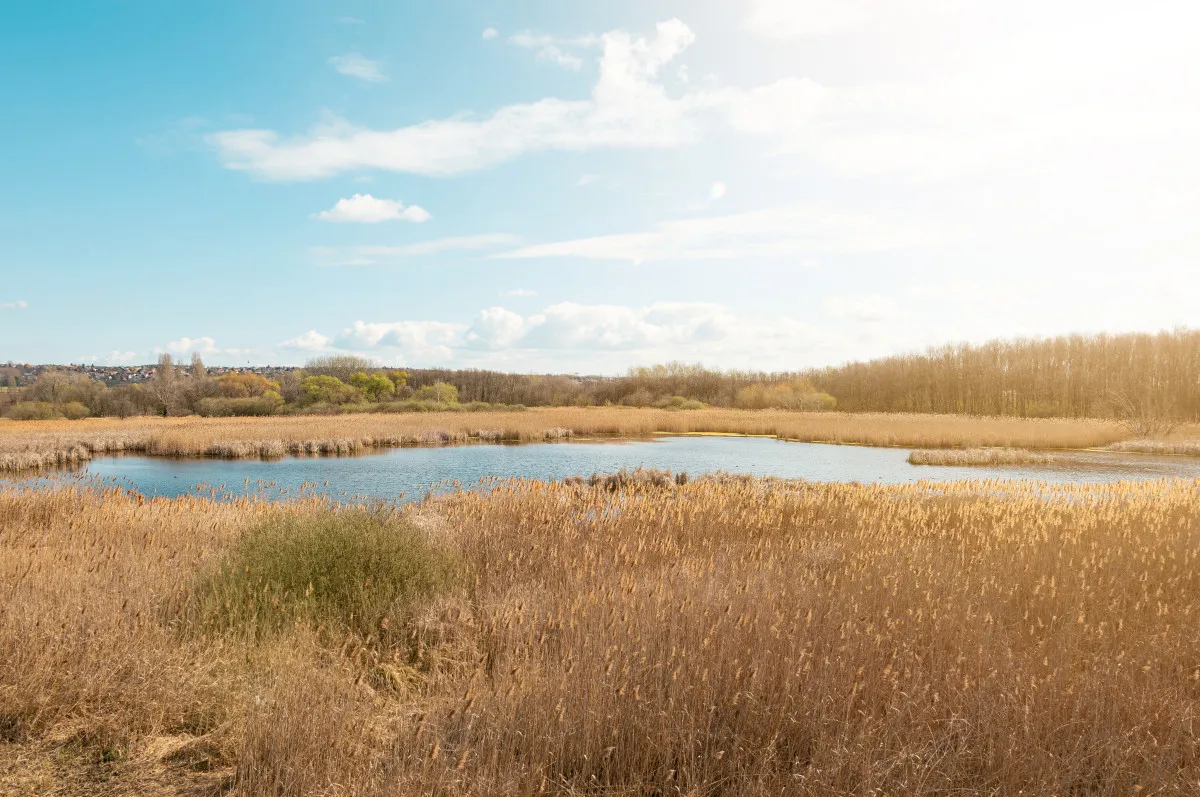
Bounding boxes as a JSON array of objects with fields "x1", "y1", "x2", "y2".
[{"x1": 1, "y1": 0, "x2": 1198, "y2": 373}]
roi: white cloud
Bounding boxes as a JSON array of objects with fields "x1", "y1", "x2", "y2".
[
  {"x1": 576, "y1": 173, "x2": 599, "y2": 187},
  {"x1": 209, "y1": 20, "x2": 698, "y2": 179},
  {"x1": 497, "y1": 203, "x2": 954, "y2": 264},
  {"x1": 162, "y1": 336, "x2": 219, "y2": 356},
  {"x1": 313, "y1": 194, "x2": 431, "y2": 224},
  {"x1": 334, "y1": 320, "x2": 463, "y2": 361},
  {"x1": 509, "y1": 31, "x2": 602, "y2": 70},
  {"x1": 313, "y1": 234, "x2": 521, "y2": 266},
  {"x1": 328, "y1": 53, "x2": 387, "y2": 83},
  {"x1": 209, "y1": 9, "x2": 1200, "y2": 204},
  {"x1": 481, "y1": 27, "x2": 499, "y2": 40},
  {"x1": 0, "y1": 300, "x2": 28, "y2": 309},
  {"x1": 281, "y1": 301, "x2": 846, "y2": 370},
  {"x1": 709, "y1": 181, "x2": 726, "y2": 201},
  {"x1": 501, "y1": 288, "x2": 537, "y2": 297},
  {"x1": 823, "y1": 295, "x2": 900, "y2": 322},
  {"x1": 81, "y1": 350, "x2": 138, "y2": 364},
  {"x1": 465, "y1": 307, "x2": 528, "y2": 349},
  {"x1": 280, "y1": 330, "x2": 333, "y2": 352}
]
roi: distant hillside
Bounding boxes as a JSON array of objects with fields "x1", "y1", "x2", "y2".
[{"x1": 808, "y1": 329, "x2": 1200, "y2": 422}]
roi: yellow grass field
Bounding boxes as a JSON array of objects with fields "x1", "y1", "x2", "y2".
[
  {"x1": 0, "y1": 408, "x2": 1147, "y2": 472},
  {"x1": 2, "y1": 476, "x2": 1199, "y2": 795}
]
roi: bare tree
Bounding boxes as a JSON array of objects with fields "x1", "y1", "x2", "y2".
[{"x1": 1107, "y1": 388, "x2": 1178, "y2": 439}]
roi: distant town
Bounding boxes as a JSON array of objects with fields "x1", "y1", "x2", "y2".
[{"x1": 0, "y1": 362, "x2": 300, "y2": 389}]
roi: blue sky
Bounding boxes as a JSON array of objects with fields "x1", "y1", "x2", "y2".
[{"x1": 2, "y1": 0, "x2": 1198, "y2": 372}]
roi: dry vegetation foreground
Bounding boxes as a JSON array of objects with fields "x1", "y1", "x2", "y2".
[
  {"x1": 3, "y1": 476, "x2": 1200, "y2": 795},
  {"x1": 0, "y1": 408, "x2": 1144, "y2": 473}
]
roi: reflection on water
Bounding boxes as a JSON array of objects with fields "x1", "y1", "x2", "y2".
[{"x1": 27, "y1": 436, "x2": 1200, "y2": 502}]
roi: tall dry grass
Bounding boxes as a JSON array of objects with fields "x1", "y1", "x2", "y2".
[
  {"x1": 907, "y1": 448, "x2": 1055, "y2": 465},
  {"x1": 0, "y1": 408, "x2": 1136, "y2": 473},
  {"x1": 3, "y1": 475, "x2": 1199, "y2": 794}
]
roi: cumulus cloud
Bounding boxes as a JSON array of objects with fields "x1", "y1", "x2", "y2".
[
  {"x1": 313, "y1": 194, "x2": 431, "y2": 223},
  {"x1": 161, "y1": 336, "x2": 220, "y2": 356},
  {"x1": 283, "y1": 301, "x2": 844, "y2": 370},
  {"x1": 280, "y1": 330, "x2": 333, "y2": 352},
  {"x1": 0, "y1": 300, "x2": 28, "y2": 309},
  {"x1": 333, "y1": 320, "x2": 463, "y2": 361},
  {"x1": 465, "y1": 307, "x2": 528, "y2": 349},
  {"x1": 208, "y1": 20, "x2": 699, "y2": 179},
  {"x1": 823, "y1": 294, "x2": 900, "y2": 322},
  {"x1": 328, "y1": 53, "x2": 387, "y2": 83},
  {"x1": 209, "y1": 8, "x2": 1199, "y2": 200},
  {"x1": 497, "y1": 203, "x2": 954, "y2": 264},
  {"x1": 313, "y1": 234, "x2": 521, "y2": 266}
]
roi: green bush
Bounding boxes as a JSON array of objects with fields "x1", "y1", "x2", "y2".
[
  {"x1": 4, "y1": 401, "x2": 62, "y2": 421},
  {"x1": 196, "y1": 395, "x2": 283, "y2": 417},
  {"x1": 58, "y1": 401, "x2": 92, "y2": 420},
  {"x1": 301, "y1": 375, "x2": 364, "y2": 405},
  {"x1": 178, "y1": 511, "x2": 457, "y2": 641},
  {"x1": 657, "y1": 395, "x2": 708, "y2": 411}
]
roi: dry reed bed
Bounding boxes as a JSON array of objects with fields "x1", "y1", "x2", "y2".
[
  {"x1": 3, "y1": 476, "x2": 1200, "y2": 794},
  {"x1": 907, "y1": 447, "x2": 1055, "y2": 466},
  {"x1": 1108, "y1": 439, "x2": 1200, "y2": 457},
  {"x1": 0, "y1": 409, "x2": 1133, "y2": 473}
]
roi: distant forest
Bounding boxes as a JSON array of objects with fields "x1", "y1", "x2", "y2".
[
  {"x1": 2, "y1": 329, "x2": 1197, "y2": 422},
  {"x1": 808, "y1": 328, "x2": 1200, "y2": 421}
]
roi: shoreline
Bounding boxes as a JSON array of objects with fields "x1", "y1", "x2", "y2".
[{"x1": 0, "y1": 407, "x2": 1172, "y2": 474}]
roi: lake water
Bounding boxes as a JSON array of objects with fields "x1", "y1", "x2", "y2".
[{"x1": 45, "y1": 436, "x2": 1200, "y2": 502}]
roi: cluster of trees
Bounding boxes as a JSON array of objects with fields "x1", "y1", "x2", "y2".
[
  {"x1": 2, "y1": 355, "x2": 467, "y2": 420},
  {"x1": 401, "y1": 363, "x2": 837, "y2": 410},
  {"x1": 2, "y1": 355, "x2": 842, "y2": 420},
  {"x1": 22, "y1": 327, "x2": 1195, "y2": 422},
  {"x1": 806, "y1": 328, "x2": 1200, "y2": 422}
]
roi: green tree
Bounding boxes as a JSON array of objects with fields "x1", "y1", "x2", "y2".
[
  {"x1": 218, "y1": 373, "x2": 280, "y2": 398},
  {"x1": 413, "y1": 382, "x2": 459, "y2": 404},
  {"x1": 304, "y1": 355, "x2": 380, "y2": 383},
  {"x1": 301, "y1": 375, "x2": 363, "y2": 405},
  {"x1": 349, "y1": 372, "x2": 396, "y2": 402}
]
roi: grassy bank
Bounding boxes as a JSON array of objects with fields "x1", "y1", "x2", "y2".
[
  {"x1": 0, "y1": 408, "x2": 1140, "y2": 473},
  {"x1": 2, "y1": 476, "x2": 1199, "y2": 794}
]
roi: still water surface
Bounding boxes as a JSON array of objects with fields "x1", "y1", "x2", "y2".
[{"x1": 67, "y1": 436, "x2": 1200, "y2": 502}]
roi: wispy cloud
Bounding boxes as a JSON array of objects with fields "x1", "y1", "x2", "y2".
[
  {"x1": 313, "y1": 234, "x2": 521, "y2": 266},
  {"x1": 313, "y1": 194, "x2": 431, "y2": 224},
  {"x1": 502, "y1": 288, "x2": 538, "y2": 298},
  {"x1": 328, "y1": 53, "x2": 387, "y2": 83},
  {"x1": 0, "y1": 300, "x2": 28, "y2": 309},
  {"x1": 496, "y1": 204, "x2": 954, "y2": 264},
  {"x1": 509, "y1": 31, "x2": 601, "y2": 70},
  {"x1": 481, "y1": 27, "x2": 499, "y2": 40}
]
